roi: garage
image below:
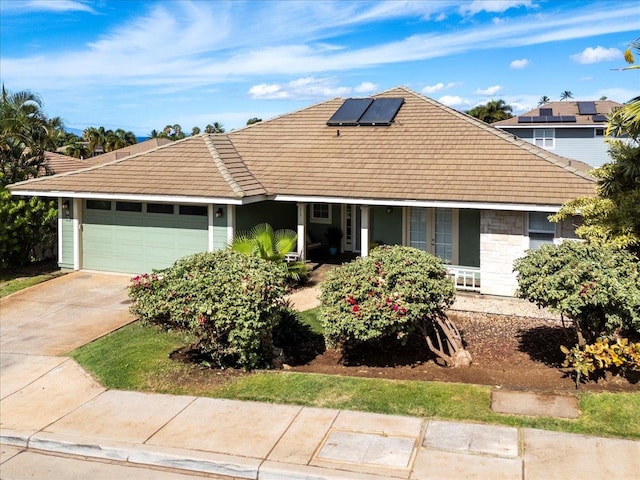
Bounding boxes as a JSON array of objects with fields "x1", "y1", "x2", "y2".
[{"x1": 82, "y1": 200, "x2": 208, "y2": 274}]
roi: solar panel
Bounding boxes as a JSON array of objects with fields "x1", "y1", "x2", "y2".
[
  {"x1": 561, "y1": 116, "x2": 576, "y2": 122},
  {"x1": 327, "y1": 98, "x2": 374, "y2": 126},
  {"x1": 592, "y1": 114, "x2": 608, "y2": 122},
  {"x1": 518, "y1": 116, "x2": 533, "y2": 123},
  {"x1": 539, "y1": 108, "x2": 553, "y2": 116},
  {"x1": 547, "y1": 115, "x2": 562, "y2": 122},
  {"x1": 358, "y1": 98, "x2": 405, "y2": 126},
  {"x1": 532, "y1": 116, "x2": 547, "y2": 123},
  {"x1": 577, "y1": 101, "x2": 597, "y2": 115}
]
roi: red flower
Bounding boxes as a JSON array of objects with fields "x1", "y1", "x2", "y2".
[{"x1": 352, "y1": 305, "x2": 360, "y2": 313}]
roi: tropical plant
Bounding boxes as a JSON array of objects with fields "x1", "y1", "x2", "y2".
[
  {"x1": 560, "y1": 90, "x2": 573, "y2": 101},
  {"x1": 246, "y1": 117, "x2": 262, "y2": 125},
  {"x1": 65, "y1": 142, "x2": 91, "y2": 159},
  {"x1": 128, "y1": 250, "x2": 288, "y2": 370},
  {"x1": 320, "y1": 245, "x2": 469, "y2": 367},
  {"x1": 158, "y1": 124, "x2": 185, "y2": 141},
  {"x1": 191, "y1": 126, "x2": 201, "y2": 136},
  {"x1": 514, "y1": 241, "x2": 640, "y2": 347},
  {"x1": 465, "y1": 99, "x2": 513, "y2": 123},
  {"x1": 0, "y1": 87, "x2": 58, "y2": 267},
  {"x1": 538, "y1": 95, "x2": 550, "y2": 106},
  {"x1": 82, "y1": 126, "x2": 106, "y2": 156},
  {"x1": 204, "y1": 122, "x2": 225, "y2": 134},
  {"x1": 230, "y1": 223, "x2": 308, "y2": 283}
]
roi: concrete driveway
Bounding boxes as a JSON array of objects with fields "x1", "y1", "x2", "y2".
[{"x1": 1, "y1": 271, "x2": 133, "y2": 356}]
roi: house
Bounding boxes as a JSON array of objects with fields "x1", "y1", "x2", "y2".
[
  {"x1": 44, "y1": 151, "x2": 97, "y2": 175},
  {"x1": 8, "y1": 87, "x2": 596, "y2": 297},
  {"x1": 493, "y1": 100, "x2": 622, "y2": 168}
]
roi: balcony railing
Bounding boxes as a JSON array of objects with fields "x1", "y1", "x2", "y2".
[{"x1": 446, "y1": 265, "x2": 481, "y2": 292}]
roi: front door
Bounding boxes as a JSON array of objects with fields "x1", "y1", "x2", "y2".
[{"x1": 408, "y1": 207, "x2": 456, "y2": 264}]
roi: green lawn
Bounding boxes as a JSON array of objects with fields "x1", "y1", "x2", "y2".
[
  {"x1": 71, "y1": 319, "x2": 640, "y2": 440},
  {"x1": 0, "y1": 265, "x2": 65, "y2": 298}
]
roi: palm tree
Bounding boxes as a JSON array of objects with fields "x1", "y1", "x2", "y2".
[
  {"x1": 65, "y1": 142, "x2": 91, "y2": 159},
  {"x1": 204, "y1": 122, "x2": 225, "y2": 133},
  {"x1": 246, "y1": 117, "x2": 262, "y2": 125},
  {"x1": 231, "y1": 223, "x2": 308, "y2": 283},
  {"x1": 191, "y1": 126, "x2": 201, "y2": 136},
  {"x1": 560, "y1": 91, "x2": 573, "y2": 101},
  {"x1": 466, "y1": 99, "x2": 513, "y2": 123},
  {"x1": 538, "y1": 96, "x2": 550, "y2": 106},
  {"x1": 82, "y1": 126, "x2": 106, "y2": 156},
  {"x1": 1, "y1": 87, "x2": 50, "y2": 184}
]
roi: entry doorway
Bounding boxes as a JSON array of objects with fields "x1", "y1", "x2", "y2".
[{"x1": 342, "y1": 204, "x2": 362, "y2": 253}]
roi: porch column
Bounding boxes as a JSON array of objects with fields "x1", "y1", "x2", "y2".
[
  {"x1": 360, "y1": 205, "x2": 370, "y2": 257},
  {"x1": 226, "y1": 205, "x2": 236, "y2": 244},
  {"x1": 207, "y1": 205, "x2": 214, "y2": 251},
  {"x1": 73, "y1": 198, "x2": 82, "y2": 270},
  {"x1": 57, "y1": 198, "x2": 63, "y2": 263},
  {"x1": 297, "y1": 202, "x2": 307, "y2": 260}
]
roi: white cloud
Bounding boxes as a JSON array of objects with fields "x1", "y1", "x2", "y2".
[
  {"x1": 4, "y1": 0, "x2": 95, "y2": 13},
  {"x1": 248, "y1": 84, "x2": 288, "y2": 99},
  {"x1": 249, "y1": 77, "x2": 353, "y2": 100},
  {"x1": 510, "y1": 58, "x2": 530, "y2": 69},
  {"x1": 422, "y1": 82, "x2": 457, "y2": 94},
  {"x1": 438, "y1": 95, "x2": 472, "y2": 107},
  {"x1": 354, "y1": 82, "x2": 378, "y2": 93},
  {"x1": 571, "y1": 46, "x2": 622, "y2": 64},
  {"x1": 476, "y1": 85, "x2": 502, "y2": 96},
  {"x1": 460, "y1": 0, "x2": 532, "y2": 16}
]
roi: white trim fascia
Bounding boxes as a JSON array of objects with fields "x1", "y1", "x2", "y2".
[
  {"x1": 208, "y1": 205, "x2": 214, "y2": 252},
  {"x1": 57, "y1": 198, "x2": 63, "y2": 263},
  {"x1": 274, "y1": 195, "x2": 562, "y2": 213},
  {"x1": 8, "y1": 190, "x2": 249, "y2": 205},
  {"x1": 497, "y1": 124, "x2": 606, "y2": 129}
]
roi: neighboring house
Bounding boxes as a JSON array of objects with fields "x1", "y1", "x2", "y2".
[
  {"x1": 493, "y1": 100, "x2": 622, "y2": 168},
  {"x1": 9, "y1": 87, "x2": 595, "y2": 297},
  {"x1": 43, "y1": 151, "x2": 97, "y2": 175}
]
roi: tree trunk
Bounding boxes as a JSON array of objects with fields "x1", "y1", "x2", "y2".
[{"x1": 421, "y1": 315, "x2": 472, "y2": 368}]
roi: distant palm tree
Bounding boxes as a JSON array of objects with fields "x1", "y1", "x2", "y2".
[
  {"x1": 82, "y1": 126, "x2": 106, "y2": 156},
  {"x1": 466, "y1": 99, "x2": 513, "y2": 123},
  {"x1": 191, "y1": 126, "x2": 201, "y2": 136},
  {"x1": 205, "y1": 122, "x2": 225, "y2": 133},
  {"x1": 538, "y1": 96, "x2": 550, "y2": 106},
  {"x1": 246, "y1": 117, "x2": 262, "y2": 125},
  {"x1": 560, "y1": 91, "x2": 573, "y2": 101},
  {"x1": 148, "y1": 129, "x2": 159, "y2": 139},
  {"x1": 65, "y1": 142, "x2": 91, "y2": 159}
]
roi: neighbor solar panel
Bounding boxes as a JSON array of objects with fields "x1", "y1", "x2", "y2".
[
  {"x1": 518, "y1": 116, "x2": 533, "y2": 123},
  {"x1": 592, "y1": 114, "x2": 608, "y2": 122},
  {"x1": 539, "y1": 108, "x2": 553, "y2": 116},
  {"x1": 577, "y1": 101, "x2": 597, "y2": 115},
  {"x1": 358, "y1": 98, "x2": 404, "y2": 126},
  {"x1": 561, "y1": 116, "x2": 577, "y2": 122},
  {"x1": 327, "y1": 98, "x2": 374, "y2": 126},
  {"x1": 532, "y1": 116, "x2": 547, "y2": 123},
  {"x1": 547, "y1": 115, "x2": 562, "y2": 122}
]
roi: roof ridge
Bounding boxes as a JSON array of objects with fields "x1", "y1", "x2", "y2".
[
  {"x1": 406, "y1": 89, "x2": 596, "y2": 183},
  {"x1": 203, "y1": 134, "x2": 249, "y2": 197}
]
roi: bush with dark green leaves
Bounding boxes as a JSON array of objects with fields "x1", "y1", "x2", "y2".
[
  {"x1": 514, "y1": 241, "x2": 640, "y2": 346},
  {"x1": 320, "y1": 246, "x2": 469, "y2": 367},
  {"x1": 129, "y1": 250, "x2": 288, "y2": 370}
]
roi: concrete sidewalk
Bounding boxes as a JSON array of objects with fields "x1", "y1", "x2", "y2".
[{"x1": 2, "y1": 272, "x2": 639, "y2": 479}]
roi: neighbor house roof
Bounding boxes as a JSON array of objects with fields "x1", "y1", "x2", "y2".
[
  {"x1": 43, "y1": 151, "x2": 96, "y2": 175},
  {"x1": 9, "y1": 86, "x2": 595, "y2": 207},
  {"x1": 90, "y1": 137, "x2": 173, "y2": 163},
  {"x1": 493, "y1": 100, "x2": 621, "y2": 128}
]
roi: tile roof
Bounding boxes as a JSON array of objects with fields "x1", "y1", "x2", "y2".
[
  {"x1": 10, "y1": 87, "x2": 595, "y2": 206},
  {"x1": 43, "y1": 151, "x2": 96, "y2": 175},
  {"x1": 493, "y1": 100, "x2": 621, "y2": 127}
]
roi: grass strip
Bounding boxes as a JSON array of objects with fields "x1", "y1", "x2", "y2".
[
  {"x1": 0, "y1": 272, "x2": 64, "y2": 298},
  {"x1": 71, "y1": 320, "x2": 640, "y2": 439}
]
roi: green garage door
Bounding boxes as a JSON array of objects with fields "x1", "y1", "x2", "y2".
[{"x1": 83, "y1": 201, "x2": 208, "y2": 274}]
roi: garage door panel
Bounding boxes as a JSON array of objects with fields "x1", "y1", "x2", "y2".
[{"x1": 83, "y1": 204, "x2": 208, "y2": 274}]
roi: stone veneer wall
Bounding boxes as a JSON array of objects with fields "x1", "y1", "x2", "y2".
[{"x1": 480, "y1": 210, "x2": 528, "y2": 297}]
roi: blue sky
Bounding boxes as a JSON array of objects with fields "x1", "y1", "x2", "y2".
[{"x1": 1, "y1": 0, "x2": 638, "y2": 136}]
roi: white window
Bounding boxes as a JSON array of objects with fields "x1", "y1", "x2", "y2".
[
  {"x1": 310, "y1": 203, "x2": 331, "y2": 224},
  {"x1": 533, "y1": 128, "x2": 554, "y2": 149},
  {"x1": 528, "y1": 212, "x2": 556, "y2": 249},
  {"x1": 408, "y1": 207, "x2": 457, "y2": 264}
]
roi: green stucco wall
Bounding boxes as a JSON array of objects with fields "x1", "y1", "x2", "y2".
[
  {"x1": 236, "y1": 201, "x2": 298, "y2": 233},
  {"x1": 59, "y1": 198, "x2": 74, "y2": 269},
  {"x1": 371, "y1": 206, "x2": 403, "y2": 246}
]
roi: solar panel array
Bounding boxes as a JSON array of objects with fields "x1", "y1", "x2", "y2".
[
  {"x1": 518, "y1": 116, "x2": 577, "y2": 123},
  {"x1": 539, "y1": 108, "x2": 553, "y2": 116},
  {"x1": 327, "y1": 97, "x2": 404, "y2": 126},
  {"x1": 577, "y1": 101, "x2": 597, "y2": 115},
  {"x1": 592, "y1": 114, "x2": 608, "y2": 122}
]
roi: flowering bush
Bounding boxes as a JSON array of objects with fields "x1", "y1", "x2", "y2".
[
  {"x1": 129, "y1": 250, "x2": 287, "y2": 370},
  {"x1": 320, "y1": 246, "x2": 468, "y2": 366},
  {"x1": 514, "y1": 241, "x2": 640, "y2": 345}
]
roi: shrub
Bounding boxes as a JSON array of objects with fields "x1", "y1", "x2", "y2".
[
  {"x1": 562, "y1": 338, "x2": 640, "y2": 386},
  {"x1": 320, "y1": 246, "x2": 470, "y2": 367},
  {"x1": 514, "y1": 241, "x2": 640, "y2": 346},
  {"x1": 129, "y1": 250, "x2": 287, "y2": 370}
]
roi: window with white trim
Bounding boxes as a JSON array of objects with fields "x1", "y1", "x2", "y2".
[
  {"x1": 528, "y1": 212, "x2": 555, "y2": 249},
  {"x1": 533, "y1": 128, "x2": 555, "y2": 149},
  {"x1": 310, "y1": 203, "x2": 331, "y2": 224}
]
